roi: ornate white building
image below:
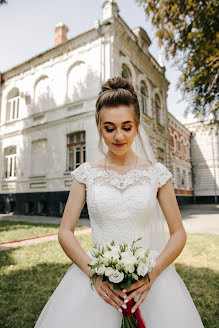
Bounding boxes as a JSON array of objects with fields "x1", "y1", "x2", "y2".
[
  {"x1": 185, "y1": 119, "x2": 219, "y2": 203},
  {"x1": 168, "y1": 112, "x2": 193, "y2": 204},
  {"x1": 0, "y1": 0, "x2": 195, "y2": 216}
]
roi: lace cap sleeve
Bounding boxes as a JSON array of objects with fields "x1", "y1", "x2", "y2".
[
  {"x1": 70, "y1": 162, "x2": 88, "y2": 184},
  {"x1": 156, "y1": 162, "x2": 173, "y2": 189}
]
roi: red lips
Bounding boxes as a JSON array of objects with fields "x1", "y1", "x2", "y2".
[{"x1": 113, "y1": 143, "x2": 126, "y2": 147}]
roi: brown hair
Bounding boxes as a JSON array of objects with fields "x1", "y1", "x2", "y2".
[{"x1": 95, "y1": 76, "x2": 141, "y2": 155}]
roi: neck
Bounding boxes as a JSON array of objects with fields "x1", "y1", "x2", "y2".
[{"x1": 106, "y1": 149, "x2": 136, "y2": 166}]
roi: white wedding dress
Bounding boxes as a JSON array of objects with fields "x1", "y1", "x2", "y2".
[{"x1": 34, "y1": 161, "x2": 204, "y2": 328}]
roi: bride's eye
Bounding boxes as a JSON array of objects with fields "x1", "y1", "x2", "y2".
[
  {"x1": 105, "y1": 128, "x2": 114, "y2": 132},
  {"x1": 123, "y1": 128, "x2": 132, "y2": 131}
]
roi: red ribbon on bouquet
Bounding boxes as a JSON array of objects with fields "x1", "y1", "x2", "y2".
[{"x1": 122, "y1": 299, "x2": 146, "y2": 327}]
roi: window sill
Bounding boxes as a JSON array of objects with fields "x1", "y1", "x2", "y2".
[
  {"x1": 2, "y1": 177, "x2": 17, "y2": 181},
  {"x1": 28, "y1": 175, "x2": 46, "y2": 178}
]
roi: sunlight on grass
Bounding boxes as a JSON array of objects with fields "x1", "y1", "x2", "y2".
[
  {"x1": 0, "y1": 233, "x2": 218, "y2": 328},
  {"x1": 0, "y1": 220, "x2": 87, "y2": 243}
]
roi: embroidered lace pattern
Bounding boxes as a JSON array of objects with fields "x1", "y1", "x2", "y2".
[{"x1": 70, "y1": 161, "x2": 172, "y2": 249}]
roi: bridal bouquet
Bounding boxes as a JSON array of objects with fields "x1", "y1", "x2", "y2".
[{"x1": 88, "y1": 237, "x2": 157, "y2": 328}]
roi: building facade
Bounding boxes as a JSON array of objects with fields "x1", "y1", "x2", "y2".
[
  {"x1": 185, "y1": 119, "x2": 219, "y2": 203},
  {"x1": 0, "y1": 0, "x2": 193, "y2": 216},
  {"x1": 168, "y1": 112, "x2": 193, "y2": 204}
]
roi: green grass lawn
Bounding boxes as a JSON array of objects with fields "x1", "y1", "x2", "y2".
[
  {"x1": 0, "y1": 220, "x2": 87, "y2": 243},
  {"x1": 0, "y1": 232, "x2": 218, "y2": 328}
]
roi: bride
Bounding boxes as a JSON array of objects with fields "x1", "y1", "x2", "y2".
[{"x1": 34, "y1": 77, "x2": 204, "y2": 327}]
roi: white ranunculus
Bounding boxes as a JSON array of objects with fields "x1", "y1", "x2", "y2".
[
  {"x1": 137, "y1": 261, "x2": 149, "y2": 277},
  {"x1": 135, "y1": 248, "x2": 146, "y2": 259},
  {"x1": 95, "y1": 264, "x2": 106, "y2": 275},
  {"x1": 108, "y1": 270, "x2": 124, "y2": 283},
  {"x1": 104, "y1": 267, "x2": 115, "y2": 277}
]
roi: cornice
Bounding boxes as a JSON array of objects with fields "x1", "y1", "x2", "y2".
[{"x1": 1, "y1": 28, "x2": 99, "y2": 82}]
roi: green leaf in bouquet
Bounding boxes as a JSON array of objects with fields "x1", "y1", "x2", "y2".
[{"x1": 132, "y1": 273, "x2": 139, "y2": 281}]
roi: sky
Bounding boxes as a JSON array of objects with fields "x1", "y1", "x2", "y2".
[{"x1": 0, "y1": 0, "x2": 192, "y2": 122}]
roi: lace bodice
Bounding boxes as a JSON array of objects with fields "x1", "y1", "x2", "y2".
[{"x1": 70, "y1": 161, "x2": 172, "y2": 251}]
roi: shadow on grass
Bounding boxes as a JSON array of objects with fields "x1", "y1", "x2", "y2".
[
  {"x1": 175, "y1": 263, "x2": 219, "y2": 328},
  {"x1": 0, "y1": 258, "x2": 218, "y2": 328}
]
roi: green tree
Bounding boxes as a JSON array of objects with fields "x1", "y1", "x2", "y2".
[
  {"x1": 136, "y1": 0, "x2": 218, "y2": 119},
  {"x1": 0, "y1": 0, "x2": 7, "y2": 4}
]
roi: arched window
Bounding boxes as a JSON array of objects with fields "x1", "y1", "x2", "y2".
[
  {"x1": 34, "y1": 76, "x2": 50, "y2": 111},
  {"x1": 121, "y1": 63, "x2": 132, "y2": 81},
  {"x1": 6, "y1": 88, "x2": 20, "y2": 122},
  {"x1": 182, "y1": 170, "x2": 186, "y2": 188},
  {"x1": 176, "y1": 167, "x2": 181, "y2": 187},
  {"x1": 186, "y1": 142, "x2": 190, "y2": 160},
  {"x1": 140, "y1": 81, "x2": 149, "y2": 116},
  {"x1": 174, "y1": 134, "x2": 178, "y2": 154},
  {"x1": 67, "y1": 62, "x2": 86, "y2": 102},
  {"x1": 180, "y1": 138, "x2": 184, "y2": 157},
  {"x1": 155, "y1": 94, "x2": 161, "y2": 125}
]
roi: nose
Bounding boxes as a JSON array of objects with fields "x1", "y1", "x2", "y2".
[{"x1": 115, "y1": 129, "x2": 125, "y2": 141}]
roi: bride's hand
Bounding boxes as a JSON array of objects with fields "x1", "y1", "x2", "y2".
[
  {"x1": 121, "y1": 269, "x2": 158, "y2": 313},
  {"x1": 93, "y1": 275, "x2": 127, "y2": 313}
]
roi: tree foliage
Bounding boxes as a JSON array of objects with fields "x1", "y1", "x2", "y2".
[
  {"x1": 136, "y1": 0, "x2": 218, "y2": 119},
  {"x1": 0, "y1": 0, "x2": 7, "y2": 5}
]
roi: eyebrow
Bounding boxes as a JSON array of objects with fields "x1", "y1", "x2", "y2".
[{"x1": 103, "y1": 121, "x2": 133, "y2": 125}]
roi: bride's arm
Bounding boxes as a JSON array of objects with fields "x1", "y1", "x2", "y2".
[
  {"x1": 58, "y1": 179, "x2": 92, "y2": 278},
  {"x1": 155, "y1": 178, "x2": 187, "y2": 277}
]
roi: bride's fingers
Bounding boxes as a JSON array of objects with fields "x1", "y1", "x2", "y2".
[
  {"x1": 105, "y1": 286, "x2": 127, "y2": 308},
  {"x1": 108, "y1": 284, "x2": 127, "y2": 299},
  {"x1": 123, "y1": 276, "x2": 147, "y2": 293},
  {"x1": 100, "y1": 289, "x2": 123, "y2": 312},
  {"x1": 123, "y1": 282, "x2": 151, "y2": 304},
  {"x1": 131, "y1": 290, "x2": 148, "y2": 313}
]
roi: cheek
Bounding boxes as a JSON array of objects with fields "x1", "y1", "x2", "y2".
[{"x1": 102, "y1": 131, "x2": 112, "y2": 142}]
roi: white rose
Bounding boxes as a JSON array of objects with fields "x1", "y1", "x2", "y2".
[
  {"x1": 124, "y1": 262, "x2": 135, "y2": 273},
  {"x1": 105, "y1": 267, "x2": 115, "y2": 277},
  {"x1": 135, "y1": 248, "x2": 146, "y2": 259},
  {"x1": 137, "y1": 261, "x2": 149, "y2": 277},
  {"x1": 109, "y1": 270, "x2": 124, "y2": 283},
  {"x1": 104, "y1": 250, "x2": 120, "y2": 260},
  {"x1": 102, "y1": 257, "x2": 109, "y2": 266},
  {"x1": 146, "y1": 257, "x2": 156, "y2": 271},
  {"x1": 122, "y1": 254, "x2": 137, "y2": 273},
  {"x1": 95, "y1": 264, "x2": 106, "y2": 275}
]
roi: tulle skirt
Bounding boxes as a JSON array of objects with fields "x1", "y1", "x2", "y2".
[{"x1": 34, "y1": 251, "x2": 204, "y2": 328}]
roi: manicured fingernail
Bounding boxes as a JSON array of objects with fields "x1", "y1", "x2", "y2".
[
  {"x1": 118, "y1": 308, "x2": 122, "y2": 313},
  {"x1": 122, "y1": 304, "x2": 127, "y2": 309},
  {"x1": 131, "y1": 309, "x2": 135, "y2": 313},
  {"x1": 122, "y1": 289, "x2": 127, "y2": 292},
  {"x1": 123, "y1": 294, "x2": 127, "y2": 298},
  {"x1": 124, "y1": 299, "x2": 128, "y2": 303}
]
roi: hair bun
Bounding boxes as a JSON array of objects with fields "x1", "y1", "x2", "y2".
[{"x1": 101, "y1": 76, "x2": 135, "y2": 95}]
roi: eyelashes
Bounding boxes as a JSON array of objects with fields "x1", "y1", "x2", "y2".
[{"x1": 105, "y1": 128, "x2": 132, "y2": 133}]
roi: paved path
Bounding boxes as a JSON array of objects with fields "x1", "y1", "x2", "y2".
[
  {"x1": 0, "y1": 227, "x2": 91, "y2": 251},
  {"x1": 0, "y1": 204, "x2": 218, "y2": 251}
]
